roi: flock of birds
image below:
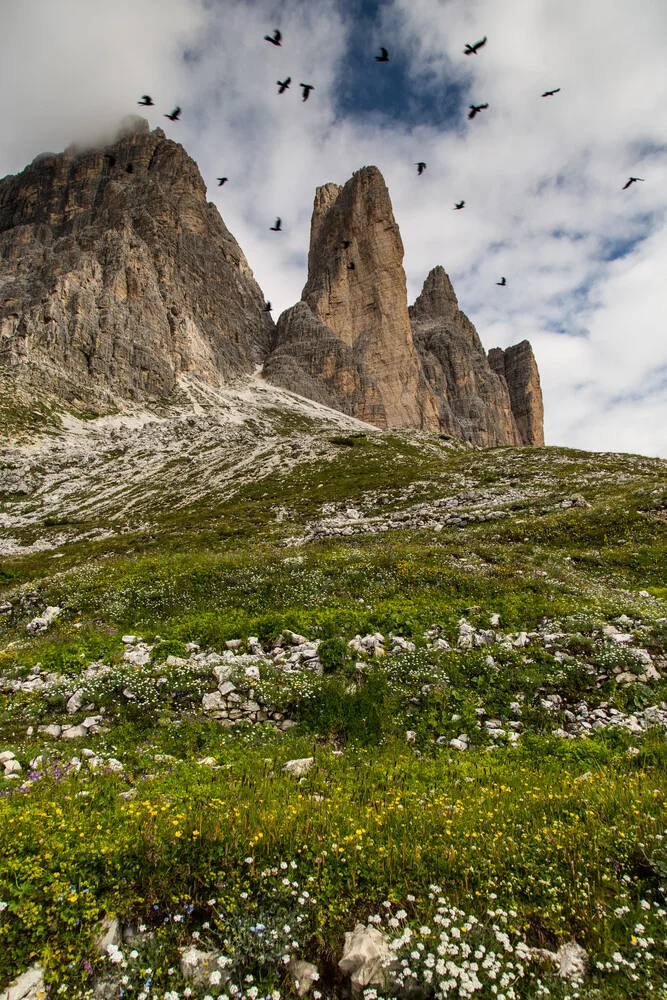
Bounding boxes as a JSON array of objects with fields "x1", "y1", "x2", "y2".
[{"x1": 137, "y1": 28, "x2": 647, "y2": 295}]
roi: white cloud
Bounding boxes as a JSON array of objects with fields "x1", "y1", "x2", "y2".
[{"x1": 0, "y1": 0, "x2": 665, "y2": 456}]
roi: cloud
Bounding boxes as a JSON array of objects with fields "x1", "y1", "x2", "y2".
[{"x1": 0, "y1": 0, "x2": 665, "y2": 456}]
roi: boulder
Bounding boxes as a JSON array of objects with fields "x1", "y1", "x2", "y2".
[
  {"x1": 180, "y1": 946, "x2": 220, "y2": 988},
  {"x1": 0, "y1": 964, "x2": 45, "y2": 1000},
  {"x1": 94, "y1": 917, "x2": 122, "y2": 955},
  {"x1": 338, "y1": 923, "x2": 397, "y2": 995},
  {"x1": 282, "y1": 757, "x2": 314, "y2": 777},
  {"x1": 289, "y1": 959, "x2": 320, "y2": 997}
]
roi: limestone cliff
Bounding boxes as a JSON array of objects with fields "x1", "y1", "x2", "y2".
[
  {"x1": 409, "y1": 266, "x2": 523, "y2": 447},
  {"x1": 0, "y1": 117, "x2": 272, "y2": 410},
  {"x1": 267, "y1": 167, "x2": 440, "y2": 430},
  {"x1": 264, "y1": 166, "x2": 545, "y2": 446},
  {"x1": 488, "y1": 341, "x2": 545, "y2": 446}
]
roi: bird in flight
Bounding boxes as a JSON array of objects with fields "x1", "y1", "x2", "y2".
[
  {"x1": 265, "y1": 29, "x2": 281, "y2": 46},
  {"x1": 622, "y1": 176, "x2": 644, "y2": 189},
  {"x1": 342, "y1": 240, "x2": 352, "y2": 249},
  {"x1": 496, "y1": 277, "x2": 507, "y2": 286},
  {"x1": 468, "y1": 103, "x2": 488, "y2": 119},
  {"x1": 277, "y1": 78, "x2": 291, "y2": 94},
  {"x1": 138, "y1": 95, "x2": 154, "y2": 106},
  {"x1": 270, "y1": 217, "x2": 282, "y2": 231},
  {"x1": 541, "y1": 88, "x2": 561, "y2": 97},
  {"x1": 415, "y1": 162, "x2": 427, "y2": 175},
  {"x1": 300, "y1": 83, "x2": 314, "y2": 101},
  {"x1": 464, "y1": 36, "x2": 487, "y2": 55},
  {"x1": 375, "y1": 47, "x2": 390, "y2": 62},
  {"x1": 454, "y1": 201, "x2": 465, "y2": 210},
  {"x1": 217, "y1": 177, "x2": 228, "y2": 187},
  {"x1": 347, "y1": 262, "x2": 356, "y2": 270},
  {"x1": 264, "y1": 301, "x2": 273, "y2": 312},
  {"x1": 164, "y1": 107, "x2": 181, "y2": 121}
]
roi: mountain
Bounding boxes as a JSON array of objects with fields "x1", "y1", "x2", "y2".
[
  {"x1": 264, "y1": 167, "x2": 544, "y2": 446},
  {"x1": 0, "y1": 116, "x2": 272, "y2": 411},
  {"x1": 0, "y1": 123, "x2": 543, "y2": 446}
]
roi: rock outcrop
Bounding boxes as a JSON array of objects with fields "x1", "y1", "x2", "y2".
[
  {"x1": 409, "y1": 266, "x2": 523, "y2": 446},
  {"x1": 0, "y1": 116, "x2": 272, "y2": 410},
  {"x1": 265, "y1": 167, "x2": 544, "y2": 445},
  {"x1": 266, "y1": 167, "x2": 440, "y2": 430},
  {"x1": 488, "y1": 341, "x2": 545, "y2": 446}
]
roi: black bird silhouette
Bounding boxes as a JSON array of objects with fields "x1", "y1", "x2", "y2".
[
  {"x1": 454, "y1": 201, "x2": 465, "y2": 210},
  {"x1": 464, "y1": 36, "x2": 487, "y2": 55},
  {"x1": 277, "y1": 77, "x2": 291, "y2": 94},
  {"x1": 622, "y1": 176, "x2": 644, "y2": 189},
  {"x1": 541, "y1": 88, "x2": 561, "y2": 97},
  {"x1": 265, "y1": 29, "x2": 281, "y2": 46},
  {"x1": 468, "y1": 103, "x2": 488, "y2": 119},
  {"x1": 217, "y1": 177, "x2": 228, "y2": 187},
  {"x1": 415, "y1": 162, "x2": 427, "y2": 175},
  {"x1": 164, "y1": 107, "x2": 181, "y2": 121},
  {"x1": 264, "y1": 301, "x2": 272, "y2": 312},
  {"x1": 342, "y1": 240, "x2": 352, "y2": 249},
  {"x1": 496, "y1": 277, "x2": 506, "y2": 286},
  {"x1": 375, "y1": 47, "x2": 390, "y2": 62},
  {"x1": 270, "y1": 217, "x2": 282, "y2": 231},
  {"x1": 138, "y1": 95, "x2": 154, "y2": 106},
  {"x1": 300, "y1": 83, "x2": 314, "y2": 101},
  {"x1": 347, "y1": 262, "x2": 356, "y2": 270}
]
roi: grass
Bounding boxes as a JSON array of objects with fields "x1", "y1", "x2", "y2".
[{"x1": 1, "y1": 424, "x2": 667, "y2": 998}]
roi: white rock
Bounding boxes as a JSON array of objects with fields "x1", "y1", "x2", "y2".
[
  {"x1": 82, "y1": 716, "x2": 102, "y2": 728},
  {"x1": 94, "y1": 917, "x2": 122, "y2": 955},
  {"x1": 4, "y1": 759, "x2": 21, "y2": 774},
  {"x1": 61, "y1": 725, "x2": 87, "y2": 739},
  {"x1": 225, "y1": 639, "x2": 242, "y2": 649},
  {"x1": 38, "y1": 724, "x2": 62, "y2": 738},
  {"x1": 638, "y1": 590, "x2": 650, "y2": 598},
  {"x1": 121, "y1": 635, "x2": 137, "y2": 645},
  {"x1": 124, "y1": 648, "x2": 151, "y2": 665},
  {"x1": 489, "y1": 613, "x2": 500, "y2": 626},
  {"x1": 26, "y1": 606, "x2": 61, "y2": 635},
  {"x1": 1, "y1": 963, "x2": 45, "y2": 1000},
  {"x1": 405, "y1": 730, "x2": 417, "y2": 742},
  {"x1": 0, "y1": 751, "x2": 16, "y2": 763},
  {"x1": 289, "y1": 959, "x2": 320, "y2": 997},
  {"x1": 282, "y1": 757, "x2": 314, "y2": 777},
  {"x1": 213, "y1": 664, "x2": 233, "y2": 684},
  {"x1": 244, "y1": 665, "x2": 261, "y2": 681},
  {"x1": 66, "y1": 689, "x2": 85, "y2": 714},
  {"x1": 218, "y1": 680, "x2": 237, "y2": 696},
  {"x1": 339, "y1": 923, "x2": 397, "y2": 995},
  {"x1": 166, "y1": 655, "x2": 188, "y2": 667},
  {"x1": 202, "y1": 691, "x2": 225, "y2": 712},
  {"x1": 556, "y1": 941, "x2": 588, "y2": 981},
  {"x1": 449, "y1": 738, "x2": 468, "y2": 751},
  {"x1": 107, "y1": 759, "x2": 124, "y2": 772},
  {"x1": 180, "y1": 946, "x2": 220, "y2": 988},
  {"x1": 513, "y1": 631, "x2": 528, "y2": 647}
]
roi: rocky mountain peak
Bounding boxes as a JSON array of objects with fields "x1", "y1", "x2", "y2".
[
  {"x1": 488, "y1": 341, "x2": 545, "y2": 446},
  {"x1": 0, "y1": 121, "x2": 272, "y2": 410},
  {"x1": 409, "y1": 265, "x2": 459, "y2": 323}
]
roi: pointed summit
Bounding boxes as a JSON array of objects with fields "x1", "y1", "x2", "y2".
[
  {"x1": 268, "y1": 166, "x2": 440, "y2": 430},
  {"x1": 488, "y1": 342, "x2": 545, "y2": 446},
  {"x1": 410, "y1": 265, "x2": 459, "y2": 323}
]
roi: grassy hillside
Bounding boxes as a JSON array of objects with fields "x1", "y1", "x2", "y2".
[{"x1": 1, "y1": 409, "x2": 666, "y2": 999}]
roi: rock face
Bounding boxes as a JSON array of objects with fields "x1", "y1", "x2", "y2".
[
  {"x1": 265, "y1": 167, "x2": 544, "y2": 445},
  {"x1": 488, "y1": 341, "x2": 545, "y2": 446},
  {"x1": 265, "y1": 167, "x2": 440, "y2": 430},
  {"x1": 409, "y1": 266, "x2": 523, "y2": 446},
  {"x1": 0, "y1": 116, "x2": 272, "y2": 410}
]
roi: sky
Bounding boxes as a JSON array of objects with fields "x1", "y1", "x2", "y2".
[{"x1": 1, "y1": 0, "x2": 666, "y2": 457}]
